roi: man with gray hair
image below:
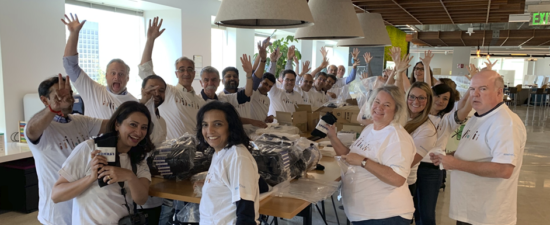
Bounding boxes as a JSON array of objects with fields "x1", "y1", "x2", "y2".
[
  {"x1": 430, "y1": 70, "x2": 526, "y2": 225},
  {"x1": 62, "y1": 14, "x2": 137, "y2": 119},
  {"x1": 139, "y1": 17, "x2": 205, "y2": 139}
]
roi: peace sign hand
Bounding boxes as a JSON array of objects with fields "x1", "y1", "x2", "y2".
[
  {"x1": 147, "y1": 17, "x2": 165, "y2": 40},
  {"x1": 61, "y1": 13, "x2": 86, "y2": 34}
]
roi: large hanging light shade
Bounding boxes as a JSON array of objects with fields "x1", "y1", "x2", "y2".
[
  {"x1": 295, "y1": 0, "x2": 363, "y2": 40},
  {"x1": 214, "y1": 0, "x2": 314, "y2": 29},
  {"x1": 337, "y1": 13, "x2": 392, "y2": 46}
]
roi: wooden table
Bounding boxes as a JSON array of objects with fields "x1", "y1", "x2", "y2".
[{"x1": 149, "y1": 156, "x2": 341, "y2": 223}]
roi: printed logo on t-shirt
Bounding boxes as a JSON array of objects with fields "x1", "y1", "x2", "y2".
[
  {"x1": 58, "y1": 133, "x2": 91, "y2": 150},
  {"x1": 102, "y1": 99, "x2": 117, "y2": 111},
  {"x1": 461, "y1": 129, "x2": 481, "y2": 141},
  {"x1": 175, "y1": 97, "x2": 200, "y2": 109},
  {"x1": 351, "y1": 136, "x2": 372, "y2": 152},
  {"x1": 253, "y1": 96, "x2": 269, "y2": 107}
]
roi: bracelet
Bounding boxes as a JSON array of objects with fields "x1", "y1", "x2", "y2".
[
  {"x1": 261, "y1": 59, "x2": 267, "y2": 63},
  {"x1": 48, "y1": 105, "x2": 64, "y2": 117}
]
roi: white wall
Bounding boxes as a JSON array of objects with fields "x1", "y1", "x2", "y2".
[
  {"x1": 143, "y1": 9, "x2": 182, "y2": 85},
  {"x1": 0, "y1": 0, "x2": 66, "y2": 139},
  {"x1": 534, "y1": 58, "x2": 550, "y2": 75}
]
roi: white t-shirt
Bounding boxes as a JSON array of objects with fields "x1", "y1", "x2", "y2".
[
  {"x1": 199, "y1": 144, "x2": 260, "y2": 225},
  {"x1": 423, "y1": 109, "x2": 461, "y2": 163},
  {"x1": 343, "y1": 123, "x2": 416, "y2": 221},
  {"x1": 450, "y1": 103, "x2": 526, "y2": 225},
  {"x1": 25, "y1": 114, "x2": 102, "y2": 225},
  {"x1": 249, "y1": 90, "x2": 270, "y2": 122},
  {"x1": 218, "y1": 90, "x2": 251, "y2": 119},
  {"x1": 139, "y1": 61, "x2": 205, "y2": 139},
  {"x1": 267, "y1": 86, "x2": 302, "y2": 116},
  {"x1": 59, "y1": 139, "x2": 152, "y2": 225},
  {"x1": 73, "y1": 70, "x2": 138, "y2": 120},
  {"x1": 407, "y1": 119, "x2": 437, "y2": 185}
]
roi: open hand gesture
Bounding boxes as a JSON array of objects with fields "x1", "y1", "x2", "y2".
[
  {"x1": 351, "y1": 48, "x2": 360, "y2": 61},
  {"x1": 301, "y1": 61, "x2": 311, "y2": 75},
  {"x1": 466, "y1": 63, "x2": 479, "y2": 80},
  {"x1": 363, "y1": 52, "x2": 373, "y2": 64},
  {"x1": 147, "y1": 17, "x2": 165, "y2": 40},
  {"x1": 287, "y1": 45, "x2": 296, "y2": 60},
  {"x1": 270, "y1": 47, "x2": 282, "y2": 62},
  {"x1": 420, "y1": 50, "x2": 434, "y2": 66},
  {"x1": 389, "y1": 47, "x2": 401, "y2": 62},
  {"x1": 484, "y1": 59, "x2": 498, "y2": 71},
  {"x1": 396, "y1": 54, "x2": 414, "y2": 74},
  {"x1": 240, "y1": 54, "x2": 253, "y2": 74},
  {"x1": 258, "y1": 37, "x2": 270, "y2": 60},
  {"x1": 61, "y1": 13, "x2": 86, "y2": 33},
  {"x1": 321, "y1": 46, "x2": 328, "y2": 58},
  {"x1": 50, "y1": 74, "x2": 74, "y2": 112}
]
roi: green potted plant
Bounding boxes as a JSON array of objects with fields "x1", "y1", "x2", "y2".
[{"x1": 256, "y1": 35, "x2": 301, "y2": 78}]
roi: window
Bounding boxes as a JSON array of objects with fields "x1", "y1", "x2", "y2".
[{"x1": 65, "y1": 3, "x2": 145, "y2": 97}]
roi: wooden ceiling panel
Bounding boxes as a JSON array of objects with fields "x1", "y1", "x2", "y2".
[{"x1": 352, "y1": 0, "x2": 525, "y2": 25}]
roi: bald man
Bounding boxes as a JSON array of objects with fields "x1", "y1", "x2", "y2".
[{"x1": 430, "y1": 70, "x2": 526, "y2": 225}]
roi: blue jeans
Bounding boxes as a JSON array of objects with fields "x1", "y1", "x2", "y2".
[
  {"x1": 352, "y1": 216, "x2": 411, "y2": 225},
  {"x1": 414, "y1": 162, "x2": 443, "y2": 225}
]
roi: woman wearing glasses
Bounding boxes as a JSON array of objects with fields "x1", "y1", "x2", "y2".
[{"x1": 403, "y1": 82, "x2": 438, "y2": 198}]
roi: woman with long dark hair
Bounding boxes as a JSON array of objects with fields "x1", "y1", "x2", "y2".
[
  {"x1": 51, "y1": 101, "x2": 154, "y2": 224},
  {"x1": 196, "y1": 101, "x2": 259, "y2": 225},
  {"x1": 413, "y1": 83, "x2": 471, "y2": 225}
]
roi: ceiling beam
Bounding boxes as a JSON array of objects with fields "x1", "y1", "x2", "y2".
[
  {"x1": 485, "y1": 0, "x2": 492, "y2": 24},
  {"x1": 460, "y1": 33, "x2": 466, "y2": 46},
  {"x1": 519, "y1": 30, "x2": 536, "y2": 46},
  {"x1": 440, "y1": 0, "x2": 455, "y2": 25},
  {"x1": 391, "y1": 0, "x2": 423, "y2": 25},
  {"x1": 500, "y1": 30, "x2": 510, "y2": 46},
  {"x1": 537, "y1": 39, "x2": 550, "y2": 46},
  {"x1": 352, "y1": 3, "x2": 395, "y2": 26}
]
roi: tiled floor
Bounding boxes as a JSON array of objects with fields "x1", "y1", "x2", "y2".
[{"x1": 1, "y1": 105, "x2": 549, "y2": 225}]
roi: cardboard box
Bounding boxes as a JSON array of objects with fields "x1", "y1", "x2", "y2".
[
  {"x1": 345, "y1": 98, "x2": 358, "y2": 106},
  {"x1": 277, "y1": 104, "x2": 339, "y2": 133},
  {"x1": 276, "y1": 110, "x2": 308, "y2": 133},
  {"x1": 332, "y1": 106, "x2": 361, "y2": 125}
]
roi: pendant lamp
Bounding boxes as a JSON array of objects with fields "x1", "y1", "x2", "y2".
[
  {"x1": 337, "y1": 13, "x2": 392, "y2": 47},
  {"x1": 214, "y1": 0, "x2": 314, "y2": 29},
  {"x1": 295, "y1": 0, "x2": 363, "y2": 40}
]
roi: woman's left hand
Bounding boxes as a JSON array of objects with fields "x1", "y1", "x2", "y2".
[
  {"x1": 342, "y1": 153, "x2": 366, "y2": 166},
  {"x1": 98, "y1": 166, "x2": 136, "y2": 184}
]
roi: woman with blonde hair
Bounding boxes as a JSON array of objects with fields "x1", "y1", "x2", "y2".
[{"x1": 327, "y1": 85, "x2": 416, "y2": 224}]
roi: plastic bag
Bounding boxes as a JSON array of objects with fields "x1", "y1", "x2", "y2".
[
  {"x1": 175, "y1": 202, "x2": 200, "y2": 223},
  {"x1": 276, "y1": 178, "x2": 340, "y2": 203},
  {"x1": 294, "y1": 137, "x2": 322, "y2": 172},
  {"x1": 147, "y1": 133, "x2": 197, "y2": 180},
  {"x1": 191, "y1": 172, "x2": 208, "y2": 197},
  {"x1": 252, "y1": 134, "x2": 295, "y2": 186},
  {"x1": 335, "y1": 156, "x2": 355, "y2": 184}
]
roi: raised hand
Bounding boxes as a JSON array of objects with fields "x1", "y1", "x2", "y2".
[
  {"x1": 61, "y1": 13, "x2": 86, "y2": 33},
  {"x1": 147, "y1": 17, "x2": 165, "y2": 40},
  {"x1": 420, "y1": 50, "x2": 434, "y2": 66},
  {"x1": 287, "y1": 45, "x2": 296, "y2": 60},
  {"x1": 270, "y1": 47, "x2": 282, "y2": 62},
  {"x1": 361, "y1": 71, "x2": 369, "y2": 79},
  {"x1": 363, "y1": 52, "x2": 373, "y2": 64},
  {"x1": 484, "y1": 59, "x2": 498, "y2": 71},
  {"x1": 240, "y1": 54, "x2": 253, "y2": 74},
  {"x1": 466, "y1": 63, "x2": 479, "y2": 80},
  {"x1": 396, "y1": 54, "x2": 413, "y2": 74},
  {"x1": 301, "y1": 61, "x2": 311, "y2": 75},
  {"x1": 389, "y1": 47, "x2": 401, "y2": 62},
  {"x1": 351, "y1": 48, "x2": 360, "y2": 61},
  {"x1": 258, "y1": 37, "x2": 270, "y2": 60},
  {"x1": 321, "y1": 46, "x2": 328, "y2": 58},
  {"x1": 50, "y1": 74, "x2": 74, "y2": 112}
]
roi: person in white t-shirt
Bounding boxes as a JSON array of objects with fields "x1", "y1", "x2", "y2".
[
  {"x1": 51, "y1": 101, "x2": 154, "y2": 224},
  {"x1": 138, "y1": 17, "x2": 205, "y2": 139},
  {"x1": 402, "y1": 82, "x2": 437, "y2": 195},
  {"x1": 136, "y1": 74, "x2": 168, "y2": 223},
  {"x1": 247, "y1": 38, "x2": 276, "y2": 123},
  {"x1": 430, "y1": 70, "x2": 526, "y2": 225},
  {"x1": 414, "y1": 82, "x2": 471, "y2": 225},
  {"x1": 196, "y1": 101, "x2": 260, "y2": 225},
  {"x1": 62, "y1": 14, "x2": 137, "y2": 120},
  {"x1": 25, "y1": 75, "x2": 107, "y2": 225},
  {"x1": 326, "y1": 48, "x2": 361, "y2": 99},
  {"x1": 267, "y1": 68, "x2": 303, "y2": 117},
  {"x1": 327, "y1": 85, "x2": 415, "y2": 225}
]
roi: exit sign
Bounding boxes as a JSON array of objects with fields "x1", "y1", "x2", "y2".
[{"x1": 531, "y1": 12, "x2": 550, "y2": 25}]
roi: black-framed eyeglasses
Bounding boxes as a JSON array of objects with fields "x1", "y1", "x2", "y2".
[{"x1": 408, "y1": 95, "x2": 427, "y2": 102}]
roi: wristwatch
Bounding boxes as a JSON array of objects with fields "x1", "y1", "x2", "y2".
[{"x1": 361, "y1": 158, "x2": 368, "y2": 168}]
